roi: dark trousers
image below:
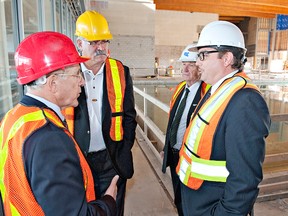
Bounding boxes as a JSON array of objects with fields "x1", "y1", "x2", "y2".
[
  {"x1": 87, "y1": 150, "x2": 126, "y2": 216},
  {"x1": 170, "y1": 148, "x2": 184, "y2": 216}
]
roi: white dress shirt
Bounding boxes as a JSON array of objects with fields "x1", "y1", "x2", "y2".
[
  {"x1": 81, "y1": 63, "x2": 106, "y2": 152},
  {"x1": 174, "y1": 81, "x2": 201, "y2": 150}
]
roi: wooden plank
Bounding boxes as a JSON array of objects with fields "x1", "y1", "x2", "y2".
[
  {"x1": 155, "y1": 4, "x2": 277, "y2": 18},
  {"x1": 154, "y1": 0, "x2": 288, "y2": 18}
]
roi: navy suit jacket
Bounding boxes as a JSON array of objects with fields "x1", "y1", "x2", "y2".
[
  {"x1": 21, "y1": 96, "x2": 116, "y2": 215},
  {"x1": 73, "y1": 60, "x2": 137, "y2": 179},
  {"x1": 181, "y1": 87, "x2": 271, "y2": 216}
]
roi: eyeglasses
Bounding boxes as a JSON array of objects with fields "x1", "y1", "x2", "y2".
[
  {"x1": 85, "y1": 40, "x2": 110, "y2": 47},
  {"x1": 54, "y1": 72, "x2": 83, "y2": 81},
  {"x1": 197, "y1": 50, "x2": 219, "y2": 61}
]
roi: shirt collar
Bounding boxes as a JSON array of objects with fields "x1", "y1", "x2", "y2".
[
  {"x1": 211, "y1": 70, "x2": 238, "y2": 94},
  {"x1": 80, "y1": 62, "x2": 105, "y2": 76},
  {"x1": 185, "y1": 80, "x2": 201, "y2": 92},
  {"x1": 26, "y1": 93, "x2": 65, "y2": 121}
]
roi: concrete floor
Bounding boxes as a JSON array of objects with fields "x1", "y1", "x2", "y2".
[
  {"x1": 125, "y1": 140, "x2": 288, "y2": 216},
  {"x1": 125, "y1": 142, "x2": 177, "y2": 216}
]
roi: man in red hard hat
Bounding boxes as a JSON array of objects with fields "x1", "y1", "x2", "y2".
[{"x1": 0, "y1": 31, "x2": 118, "y2": 216}]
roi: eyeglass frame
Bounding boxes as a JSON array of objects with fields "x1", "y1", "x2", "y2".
[
  {"x1": 84, "y1": 39, "x2": 110, "y2": 47},
  {"x1": 53, "y1": 69, "x2": 83, "y2": 81},
  {"x1": 197, "y1": 50, "x2": 219, "y2": 61}
]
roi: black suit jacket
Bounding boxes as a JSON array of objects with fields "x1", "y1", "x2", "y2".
[
  {"x1": 162, "y1": 81, "x2": 203, "y2": 173},
  {"x1": 73, "y1": 60, "x2": 137, "y2": 179}
]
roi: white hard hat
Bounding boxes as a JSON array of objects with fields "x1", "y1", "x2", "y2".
[
  {"x1": 178, "y1": 44, "x2": 198, "y2": 62},
  {"x1": 189, "y1": 21, "x2": 246, "y2": 51}
]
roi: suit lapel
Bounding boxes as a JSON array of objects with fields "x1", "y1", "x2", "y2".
[
  {"x1": 102, "y1": 64, "x2": 110, "y2": 123},
  {"x1": 168, "y1": 88, "x2": 184, "y2": 129}
]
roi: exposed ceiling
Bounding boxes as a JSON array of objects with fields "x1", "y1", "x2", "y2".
[{"x1": 154, "y1": 0, "x2": 288, "y2": 24}]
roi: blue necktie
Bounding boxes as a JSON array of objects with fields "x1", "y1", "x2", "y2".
[{"x1": 169, "y1": 88, "x2": 190, "y2": 147}]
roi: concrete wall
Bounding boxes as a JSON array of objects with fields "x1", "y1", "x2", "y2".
[
  {"x1": 155, "y1": 10, "x2": 218, "y2": 72},
  {"x1": 86, "y1": 0, "x2": 218, "y2": 77}
]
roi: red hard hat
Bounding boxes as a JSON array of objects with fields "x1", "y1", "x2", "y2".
[{"x1": 15, "y1": 31, "x2": 89, "y2": 85}]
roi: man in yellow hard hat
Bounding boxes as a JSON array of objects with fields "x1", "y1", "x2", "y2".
[
  {"x1": 0, "y1": 31, "x2": 118, "y2": 215},
  {"x1": 64, "y1": 10, "x2": 137, "y2": 216}
]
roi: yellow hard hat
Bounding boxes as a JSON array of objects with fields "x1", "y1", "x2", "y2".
[{"x1": 75, "y1": 10, "x2": 113, "y2": 41}]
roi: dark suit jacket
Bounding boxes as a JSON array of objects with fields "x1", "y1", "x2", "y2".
[
  {"x1": 73, "y1": 60, "x2": 137, "y2": 179},
  {"x1": 162, "y1": 81, "x2": 203, "y2": 173},
  {"x1": 21, "y1": 96, "x2": 116, "y2": 215},
  {"x1": 181, "y1": 88, "x2": 271, "y2": 216}
]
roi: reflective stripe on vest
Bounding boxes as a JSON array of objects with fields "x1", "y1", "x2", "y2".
[
  {"x1": 176, "y1": 73, "x2": 260, "y2": 190},
  {"x1": 62, "y1": 58, "x2": 126, "y2": 141},
  {"x1": 0, "y1": 105, "x2": 95, "y2": 215},
  {"x1": 106, "y1": 58, "x2": 126, "y2": 141},
  {"x1": 169, "y1": 81, "x2": 210, "y2": 115},
  {"x1": 62, "y1": 106, "x2": 74, "y2": 135},
  {"x1": 170, "y1": 81, "x2": 186, "y2": 110}
]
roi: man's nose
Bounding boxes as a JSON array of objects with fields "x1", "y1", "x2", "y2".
[{"x1": 79, "y1": 76, "x2": 85, "y2": 86}]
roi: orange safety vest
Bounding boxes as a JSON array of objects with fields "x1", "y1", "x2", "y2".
[
  {"x1": 0, "y1": 105, "x2": 95, "y2": 216},
  {"x1": 169, "y1": 81, "x2": 210, "y2": 116},
  {"x1": 176, "y1": 72, "x2": 259, "y2": 190},
  {"x1": 63, "y1": 58, "x2": 126, "y2": 141}
]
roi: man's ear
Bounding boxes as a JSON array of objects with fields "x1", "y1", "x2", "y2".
[
  {"x1": 47, "y1": 74, "x2": 58, "y2": 93},
  {"x1": 223, "y1": 52, "x2": 234, "y2": 67},
  {"x1": 76, "y1": 39, "x2": 83, "y2": 52}
]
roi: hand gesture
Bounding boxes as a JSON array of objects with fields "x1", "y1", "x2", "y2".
[{"x1": 104, "y1": 175, "x2": 119, "y2": 200}]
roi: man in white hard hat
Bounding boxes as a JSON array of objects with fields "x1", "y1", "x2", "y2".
[
  {"x1": 176, "y1": 21, "x2": 271, "y2": 216},
  {"x1": 161, "y1": 44, "x2": 209, "y2": 216}
]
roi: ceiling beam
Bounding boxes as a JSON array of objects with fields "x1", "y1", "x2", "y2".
[
  {"x1": 155, "y1": 3, "x2": 277, "y2": 18},
  {"x1": 219, "y1": 16, "x2": 247, "y2": 23},
  {"x1": 219, "y1": 16, "x2": 246, "y2": 21},
  {"x1": 154, "y1": 0, "x2": 288, "y2": 18}
]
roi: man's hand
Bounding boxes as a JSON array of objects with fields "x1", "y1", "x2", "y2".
[{"x1": 104, "y1": 175, "x2": 119, "y2": 200}]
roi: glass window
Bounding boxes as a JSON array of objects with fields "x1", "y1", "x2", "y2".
[
  {"x1": 23, "y1": 0, "x2": 39, "y2": 36},
  {"x1": 44, "y1": 0, "x2": 53, "y2": 30},
  {"x1": 0, "y1": 0, "x2": 81, "y2": 120},
  {"x1": 0, "y1": 0, "x2": 19, "y2": 119}
]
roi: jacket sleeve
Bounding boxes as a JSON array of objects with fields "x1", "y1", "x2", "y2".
[
  {"x1": 23, "y1": 124, "x2": 116, "y2": 216},
  {"x1": 211, "y1": 89, "x2": 271, "y2": 215},
  {"x1": 123, "y1": 66, "x2": 137, "y2": 152}
]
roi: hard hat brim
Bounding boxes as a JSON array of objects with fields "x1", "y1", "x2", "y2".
[{"x1": 188, "y1": 45, "x2": 198, "y2": 52}]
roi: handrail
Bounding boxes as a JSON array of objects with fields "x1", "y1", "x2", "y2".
[
  {"x1": 133, "y1": 86, "x2": 170, "y2": 113},
  {"x1": 134, "y1": 84, "x2": 288, "y2": 124}
]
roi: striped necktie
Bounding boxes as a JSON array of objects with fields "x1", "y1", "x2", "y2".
[{"x1": 169, "y1": 88, "x2": 190, "y2": 147}]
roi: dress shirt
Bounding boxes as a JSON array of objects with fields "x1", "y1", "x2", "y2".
[
  {"x1": 211, "y1": 70, "x2": 239, "y2": 94},
  {"x1": 81, "y1": 63, "x2": 106, "y2": 152},
  {"x1": 174, "y1": 81, "x2": 201, "y2": 150}
]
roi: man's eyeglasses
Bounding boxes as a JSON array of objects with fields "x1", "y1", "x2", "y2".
[
  {"x1": 86, "y1": 40, "x2": 110, "y2": 47},
  {"x1": 54, "y1": 72, "x2": 83, "y2": 81},
  {"x1": 197, "y1": 50, "x2": 219, "y2": 61}
]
